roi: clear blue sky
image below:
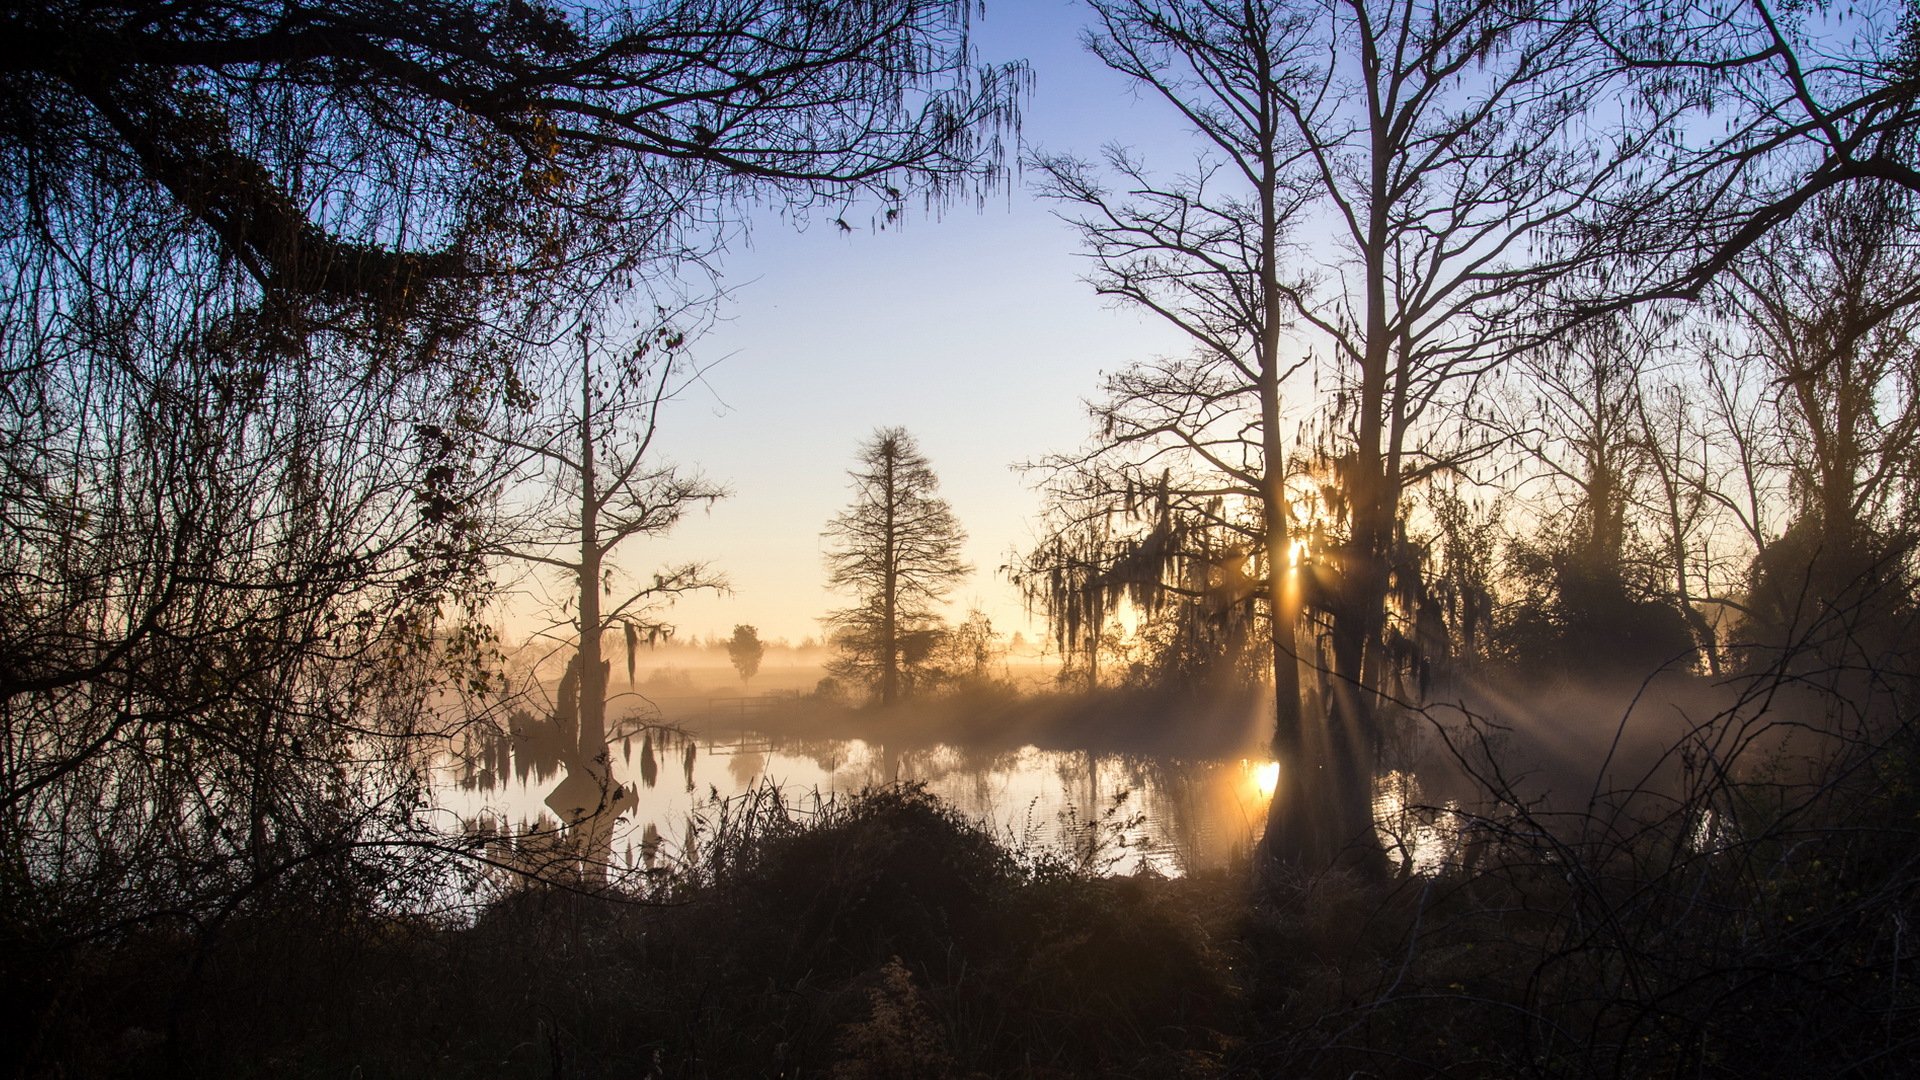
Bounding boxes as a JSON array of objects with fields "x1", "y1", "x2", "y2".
[{"x1": 602, "y1": 1, "x2": 1206, "y2": 646}]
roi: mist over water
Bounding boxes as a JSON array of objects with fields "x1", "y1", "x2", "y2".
[{"x1": 435, "y1": 657, "x2": 1767, "y2": 885}]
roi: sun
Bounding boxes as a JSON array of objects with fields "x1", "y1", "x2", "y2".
[{"x1": 1247, "y1": 759, "x2": 1280, "y2": 798}]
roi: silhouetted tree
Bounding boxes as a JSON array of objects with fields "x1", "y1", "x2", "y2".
[
  {"x1": 0, "y1": 0, "x2": 1028, "y2": 951},
  {"x1": 729, "y1": 625, "x2": 765, "y2": 688},
  {"x1": 488, "y1": 317, "x2": 723, "y2": 874},
  {"x1": 1591, "y1": 0, "x2": 1920, "y2": 303},
  {"x1": 823, "y1": 428, "x2": 970, "y2": 705},
  {"x1": 1502, "y1": 316, "x2": 1698, "y2": 673},
  {"x1": 1031, "y1": 0, "x2": 1647, "y2": 872},
  {"x1": 1711, "y1": 184, "x2": 1920, "y2": 673}
]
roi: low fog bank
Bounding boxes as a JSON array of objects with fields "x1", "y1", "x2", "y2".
[
  {"x1": 1403, "y1": 663, "x2": 1894, "y2": 838},
  {"x1": 520, "y1": 634, "x2": 1892, "y2": 832},
  {"x1": 509, "y1": 638, "x2": 1277, "y2": 760},
  {"x1": 675, "y1": 679, "x2": 1274, "y2": 760},
  {"x1": 1410, "y1": 671, "x2": 1730, "y2": 810}
]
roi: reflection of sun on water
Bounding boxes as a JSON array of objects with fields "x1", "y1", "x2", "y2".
[
  {"x1": 1372, "y1": 769, "x2": 1456, "y2": 875},
  {"x1": 456, "y1": 732, "x2": 1317, "y2": 879},
  {"x1": 1245, "y1": 759, "x2": 1280, "y2": 799}
]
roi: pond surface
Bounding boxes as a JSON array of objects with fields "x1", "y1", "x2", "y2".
[{"x1": 435, "y1": 720, "x2": 1454, "y2": 878}]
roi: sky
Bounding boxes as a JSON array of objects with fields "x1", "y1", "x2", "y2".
[{"x1": 552, "y1": 1, "x2": 1209, "y2": 647}]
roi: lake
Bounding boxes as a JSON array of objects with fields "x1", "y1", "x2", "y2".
[{"x1": 436, "y1": 716, "x2": 1455, "y2": 878}]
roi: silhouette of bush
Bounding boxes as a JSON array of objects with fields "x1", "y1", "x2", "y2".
[
  {"x1": 1500, "y1": 535, "x2": 1697, "y2": 675},
  {"x1": 690, "y1": 784, "x2": 1017, "y2": 981}
]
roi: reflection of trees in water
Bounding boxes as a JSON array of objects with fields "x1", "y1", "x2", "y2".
[
  {"x1": 1065, "y1": 754, "x2": 1282, "y2": 874},
  {"x1": 1371, "y1": 770, "x2": 1461, "y2": 876},
  {"x1": 767, "y1": 735, "x2": 865, "y2": 777},
  {"x1": 460, "y1": 799, "x2": 650, "y2": 889},
  {"x1": 1129, "y1": 757, "x2": 1200, "y2": 870},
  {"x1": 459, "y1": 703, "x2": 684, "y2": 794},
  {"x1": 964, "y1": 757, "x2": 997, "y2": 818},
  {"x1": 456, "y1": 722, "x2": 515, "y2": 793},
  {"x1": 453, "y1": 719, "x2": 1470, "y2": 879},
  {"x1": 453, "y1": 694, "x2": 717, "y2": 883},
  {"x1": 638, "y1": 733, "x2": 658, "y2": 788},
  {"x1": 727, "y1": 748, "x2": 767, "y2": 788},
  {"x1": 516, "y1": 711, "x2": 561, "y2": 785},
  {"x1": 465, "y1": 810, "x2": 622, "y2": 887}
]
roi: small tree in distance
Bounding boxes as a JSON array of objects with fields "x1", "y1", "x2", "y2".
[
  {"x1": 823, "y1": 428, "x2": 972, "y2": 705},
  {"x1": 729, "y1": 625, "x2": 766, "y2": 688}
]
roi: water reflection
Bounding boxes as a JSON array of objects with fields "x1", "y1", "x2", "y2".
[
  {"x1": 441, "y1": 728, "x2": 1460, "y2": 878},
  {"x1": 1372, "y1": 769, "x2": 1457, "y2": 875}
]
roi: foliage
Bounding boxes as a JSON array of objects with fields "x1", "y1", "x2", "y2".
[
  {"x1": 728, "y1": 624, "x2": 766, "y2": 687},
  {"x1": 0, "y1": 0, "x2": 1027, "y2": 978},
  {"x1": 1015, "y1": 472, "x2": 1267, "y2": 693},
  {"x1": 832, "y1": 957, "x2": 956, "y2": 1080}
]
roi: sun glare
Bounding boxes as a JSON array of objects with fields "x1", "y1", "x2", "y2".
[
  {"x1": 1247, "y1": 759, "x2": 1280, "y2": 799},
  {"x1": 1288, "y1": 538, "x2": 1310, "y2": 566}
]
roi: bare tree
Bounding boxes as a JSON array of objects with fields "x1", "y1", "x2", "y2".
[
  {"x1": 1709, "y1": 183, "x2": 1920, "y2": 671},
  {"x1": 1031, "y1": 0, "x2": 1645, "y2": 870},
  {"x1": 1590, "y1": 0, "x2": 1920, "y2": 303},
  {"x1": 823, "y1": 428, "x2": 971, "y2": 705},
  {"x1": 487, "y1": 316, "x2": 723, "y2": 872}
]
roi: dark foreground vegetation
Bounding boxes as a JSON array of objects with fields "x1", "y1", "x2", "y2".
[{"x1": 13, "y1": 726, "x2": 1920, "y2": 1080}]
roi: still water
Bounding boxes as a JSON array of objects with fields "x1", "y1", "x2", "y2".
[{"x1": 436, "y1": 723, "x2": 1453, "y2": 877}]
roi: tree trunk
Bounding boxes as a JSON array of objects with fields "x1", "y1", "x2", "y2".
[
  {"x1": 578, "y1": 356, "x2": 606, "y2": 767},
  {"x1": 880, "y1": 445, "x2": 899, "y2": 705}
]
